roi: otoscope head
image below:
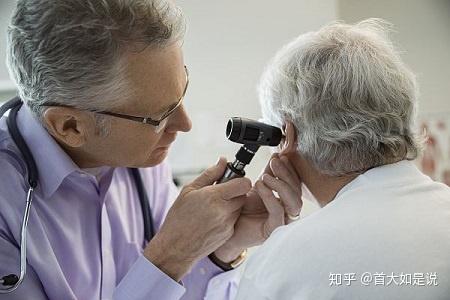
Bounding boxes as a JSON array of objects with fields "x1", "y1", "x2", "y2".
[
  {"x1": 226, "y1": 117, "x2": 283, "y2": 146},
  {"x1": 219, "y1": 117, "x2": 283, "y2": 184}
]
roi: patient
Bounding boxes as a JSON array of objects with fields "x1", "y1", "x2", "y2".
[{"x1": 237, "y1": 19, "x2": 450, "y2": 299}]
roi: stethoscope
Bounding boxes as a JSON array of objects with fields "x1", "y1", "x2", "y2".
[{"x1": 0, "y1": 97, "x2": 154, "y2": 294}]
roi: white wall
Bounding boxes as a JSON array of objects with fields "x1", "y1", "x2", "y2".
[
  {"x1": 338, "y1": 0, "x2": 450, "y2": 117},
  {"x1": 0, "y1": 1, "x2": 17, "y2": 98}
]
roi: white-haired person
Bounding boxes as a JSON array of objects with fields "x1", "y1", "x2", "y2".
[{"x1": 237, "y1": 19, "x2": 450, "y2": 300}]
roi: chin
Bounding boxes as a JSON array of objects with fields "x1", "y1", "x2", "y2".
[{"x1": 141, "y1": 147, "x2": 170, "y2": 167}]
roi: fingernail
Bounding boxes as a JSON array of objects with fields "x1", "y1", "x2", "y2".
[
  {"x1": 262, "y1": 174, "x2": 272, "y2": 182},
  {"x1": 270, "y1": 158, "x2": 278, "y2": 168},
  {"x1": 216, "y1": 157, "x2": 222, "y2": 165}
]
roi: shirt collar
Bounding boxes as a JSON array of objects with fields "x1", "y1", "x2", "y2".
[
  {"x1": 334, "y1": 160, "x2": 429, "y2": 200},
  {"x1": 17, "y1": 105, "x2": 80, "y2": 198}
]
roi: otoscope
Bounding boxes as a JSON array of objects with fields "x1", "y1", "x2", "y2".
[{"x1": 217, "y1": 117, "x2": 283, "y2": 183}]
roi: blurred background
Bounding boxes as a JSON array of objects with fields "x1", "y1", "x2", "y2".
[{"x1": 1, "y1": 0, "x2": 450, "y2": 215}]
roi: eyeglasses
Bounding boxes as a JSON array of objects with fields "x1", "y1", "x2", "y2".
[{"x1": 41, "y1": 65, "x2": 189, "y2": 133}]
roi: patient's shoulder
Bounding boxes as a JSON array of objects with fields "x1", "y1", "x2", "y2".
[{"x1": 243, "y1": 182, "x2": 450, "y2": 298}]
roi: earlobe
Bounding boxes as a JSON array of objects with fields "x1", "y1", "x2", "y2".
[{"x1": 279, "y1": 121, "x2": 297, "y2": 155}]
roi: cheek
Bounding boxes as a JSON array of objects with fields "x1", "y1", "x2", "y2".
[
  {"x1": 131, "y1": 137, "x2": 164, "y2": 167},
  {"x1": 110, "y1": 123, "x2": 161, "y2": 157},
  {"x1": 148, "y1": 146, "x2": 170, "y2": 162},
  {"x1": 135, "y1": 130, "x2": 161, "y2": 154}
]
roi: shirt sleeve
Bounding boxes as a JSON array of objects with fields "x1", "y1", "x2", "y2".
[
  {"x1": 182, "y1": 256, "x2": 243, "y2": 300},
  {"x1": 113, "y1": 255, "x2": 185, "y2": 300}
]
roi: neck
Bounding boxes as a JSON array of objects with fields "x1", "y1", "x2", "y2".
[
  {"x1": 288, "y1": 154, "x2": 358, "y2": 207},
  {"x1": 53, "y1": 138, "x2": 102, "y2": 169}
]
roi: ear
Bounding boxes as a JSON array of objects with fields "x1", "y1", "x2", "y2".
[
  {"x1": 43, "y1": 107, "x2": 91, "y2": 148},
  {"x1": 279, "y1": 120, "x2": 297, "y2": 155}
]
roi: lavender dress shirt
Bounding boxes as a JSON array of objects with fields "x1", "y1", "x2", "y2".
[{"x1": 0, "y1": 105, "x2": 241, "y2": 299}]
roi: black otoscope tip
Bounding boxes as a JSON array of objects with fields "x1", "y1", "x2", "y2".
[
  {"x1": 226, "y1": 118, "x2": 241, "y2": 142},
  {"x1": 1, "y1": 274, "x2": 19, "y2": 286}
]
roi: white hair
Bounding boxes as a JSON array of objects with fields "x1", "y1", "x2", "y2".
[
  {"x1": 259, "y1": 18, "x2": 423, "y2": 176},
  {"x1": 7, "y1": 0, "x2": 185, "y2": 134}
]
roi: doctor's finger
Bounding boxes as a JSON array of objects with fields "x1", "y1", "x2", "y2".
[
  {"x1": 208, "y1": 177, "x2": 252, "y2": 201},
  {"x1": 258, "y1": 153, "x2": 278, "y2": 179},
  {"x1": 255, "y1": 180, "x2": 285, "y2": 238},
  {"x1": 190, "y1": 157, "x2": 228, "y2": 188},
  {"x1": 270, "y1": 158, "x2": 302, "y2": 192},
  {"x1": 262, "y1": 174, "x2": 302, "y2": 217},
  {"x1": 279, "y1": 156, "x2": 302, "y2": 186},
  {"x1": 279, "y1": 156, "x2": 303, "y2": 209}
]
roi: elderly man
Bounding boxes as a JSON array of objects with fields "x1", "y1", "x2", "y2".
[
  {"x1": 0, "y1": 0, "x2": 301, "y2": 299},
  {"x1": 237, "y1": 19, "x2": 450, "y2": 299}
]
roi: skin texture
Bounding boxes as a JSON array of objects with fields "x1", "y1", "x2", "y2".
[{"x1": 41, "y1": 43, "x2": 303, "y2": 281}]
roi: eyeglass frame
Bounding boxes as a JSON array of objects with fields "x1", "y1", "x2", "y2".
[{"x1": 40, "y1": 65, "x2": 189, "y2": 128}]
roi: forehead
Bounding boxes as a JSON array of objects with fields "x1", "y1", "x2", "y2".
[{"x1": 121, "y1": 44, "x2": 185, "y2": 115}]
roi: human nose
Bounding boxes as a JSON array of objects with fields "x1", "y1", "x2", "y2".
[{"x1": 165, "y1": 104, "x2": 192, "y2": 133}]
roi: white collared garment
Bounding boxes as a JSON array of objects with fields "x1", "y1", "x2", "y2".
[{"x1": 236, "y1": 160, "x2": 450, "y2": 300}]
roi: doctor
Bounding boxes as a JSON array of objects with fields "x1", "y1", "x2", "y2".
[{"x1": 0, "y1": 0, "x2": 302, "y2": 299}]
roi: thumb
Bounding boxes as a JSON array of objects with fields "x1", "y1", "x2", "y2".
[{"x1": 190, "y1": 157, "x2": 228, "y2": 188}]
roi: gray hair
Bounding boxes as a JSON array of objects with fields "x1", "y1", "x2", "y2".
[
  {"x1": 7, "y1": 0, "x2": 185, "y2": 133},
  {"x1": 259, "y1": 18, "x2": 423, "y2": 176}
]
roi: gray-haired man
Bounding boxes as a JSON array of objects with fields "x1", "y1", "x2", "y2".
[{"x1": 0, "y1": 0, "x2": 301, "y2": 299}]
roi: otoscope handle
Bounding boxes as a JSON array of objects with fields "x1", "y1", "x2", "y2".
[{"x1": 217, "y1": 162, "x2": 246, "y2": 184}]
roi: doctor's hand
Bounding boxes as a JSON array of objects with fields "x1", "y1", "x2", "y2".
[
  {"x1": 213, "y1": 153, "x2": 303, "y2": 263},
  {"x1": 144, "y1": 157, "x2": 251, "y2": 281}
]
